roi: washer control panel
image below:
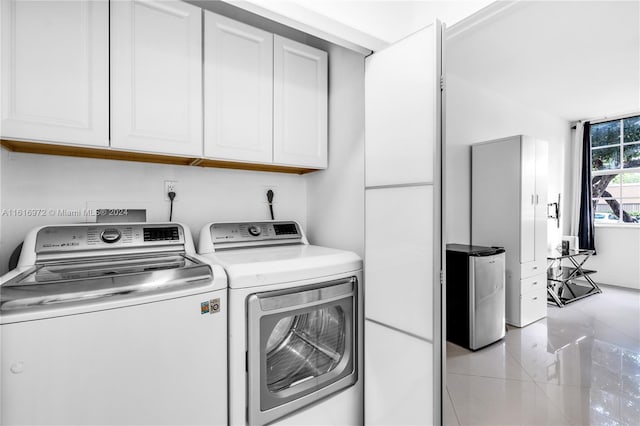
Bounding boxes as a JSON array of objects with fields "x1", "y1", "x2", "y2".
[
  {"x1": 36, "y1": 224, "x2": 184, "y2": 253},
  {"x1": 211, "y1": 221, "x2": 301, "y2": 244}
]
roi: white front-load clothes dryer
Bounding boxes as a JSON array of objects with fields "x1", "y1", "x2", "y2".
[
  {"x1": 0, "y1": 222, "x2": 227, "y2": 426},
  {"x1": 198, "y1": 221, "x2": 363, "y2": 426}
]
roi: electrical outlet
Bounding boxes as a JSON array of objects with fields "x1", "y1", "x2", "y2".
[
  {"x1": 164, "y1": 180, "x2": 178, "y2": 201},
  {"x1": 262, "y1": 186, "x2": 277, "y2": 204}
]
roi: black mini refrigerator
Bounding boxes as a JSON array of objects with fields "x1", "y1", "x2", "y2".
[{"x1": 446, "y1": 244, "x2": 506, "y2": 350}]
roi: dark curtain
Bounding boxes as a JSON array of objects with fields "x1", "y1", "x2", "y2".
[{"x1": 578, "y1": 122, "x2": 596, "y2": 252}]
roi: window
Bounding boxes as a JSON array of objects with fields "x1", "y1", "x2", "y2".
[{"x1": 591, "y1": 115, "x2": 640, "y2": 224}]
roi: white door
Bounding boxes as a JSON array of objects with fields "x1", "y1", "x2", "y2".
[
  {"x1": 111, "y1": 0, "x2": 202, "y2": 156},
  {"x1": 204, "y1": 12, "x2": 273, "y2": 163},
  {"x1": 1, "y1": 0, "x2": 109, "y2": 146},
  {"x1": 273, "y1": 35, "x2": 328, "y2": 168},
  {"x1": 364, "y1": 22, "x2": 443, "y2": 425}
]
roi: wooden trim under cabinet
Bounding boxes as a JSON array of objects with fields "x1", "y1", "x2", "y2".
[{"x1": 0, "y1": 139, "x2": 317, "y2": 175}]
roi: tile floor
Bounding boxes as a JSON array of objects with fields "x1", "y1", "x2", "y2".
[{"x1": 444, "y1": 284, "x2": 640, "y2": 425}]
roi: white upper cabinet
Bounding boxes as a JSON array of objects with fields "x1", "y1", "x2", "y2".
[
  {"x1": 204, "y1": 12, "x2": 273, "y2": 163},
  {"x1": 273, "y1": 35, "x2": 328, "y2": 169},
  {"x1": 1, "y1": 0, "x2": 109, "y2": 146},
  {"x1": 111, "y1": 0, "x2": 202, "y2": 156}
]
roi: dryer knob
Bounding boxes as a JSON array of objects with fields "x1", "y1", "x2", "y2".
[
  {"x1": 101, "y1": 228, "x2": 122, "y2": 243},
  {"x1": 248, "y1": 225, "x2": 262, "y2": 236}
]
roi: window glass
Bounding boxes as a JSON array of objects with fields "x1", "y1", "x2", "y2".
[
  {"x1": 623, "y1": 116, "x2": 640, "y2": 143},
  {"x1": 593, "y1": 205, "x2": 619, "y2": 224},
  {"x1": 591, "y1": 121, "x2": 620, "y2": 147},
  {"x1": 621, "y1": 172, "x2": 640, "y2": 184},
  {"x1": 623, "y1": 144, "x2": 640, "y2": 169},
  {"x1": 592, "y1": 146, "x2": 620, "y2": 171},
  {"x1": 590, "y1": 116, "x2": 640, "y2": 225},
  {"x1": 265, "y1": 306, "x2": 346, "y2": 393},
  {"x1": 592, "y1": 174, "x2": 618, "y2": 197}
]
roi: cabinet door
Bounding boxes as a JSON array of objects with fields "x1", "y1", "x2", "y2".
[
  {"x1": 111, "y1": 0, "x2": 202, "y2": 156},
  {"x1": 273, "y1": 36, "x2": 327, "y2": 168},
  {"x1": 1, "y1": 0, "x2": 108, "y2": 146},
  {"x1": 534, "y1": 139, "x2": 549, "y2": 261},
  {"x1": 204, "y1": 12, "x2": 273, "y2": 163},
  {"x1": 520, "y1": 136, "x2": 536, "y2": 263}
]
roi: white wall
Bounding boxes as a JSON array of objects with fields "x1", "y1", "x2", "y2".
[
  {"x1": 445, "y1": 73, "x2": 570, "y2": 248},
  {"x1": 306, "y1": 44, "x2": 365, "y2": 258},
  {"x1": 0, "y1": 148, "x2": 306, "y2": 275},
  {"x1": 584, "y1": 227, "x2": 640, "y2": 290}
]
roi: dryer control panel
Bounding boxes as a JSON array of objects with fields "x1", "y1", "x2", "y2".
[{"x1": 210, "y1": 221, "x2": 302, "y2": 245}]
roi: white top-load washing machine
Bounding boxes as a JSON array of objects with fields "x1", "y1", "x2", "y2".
[
  {"x1": 0, "y1": 222, "x2": 227, "y2": 426},
  {"x1": 198, "y1": 221, "x2": 363, "y2": 426}
]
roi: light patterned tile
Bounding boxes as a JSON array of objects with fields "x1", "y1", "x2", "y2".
[
  {"x1": 447, "y1": 341, "x2": 533, "y2": 381},
  {"x1": 446, "y1": 373, "x2": 568, "y2": 426},
  {"x1": 444, "y1": 388, "x2": 460, "y2": 426},
  {"x1": 447, "y1": 285, "x2": 640, "y2": 425}
]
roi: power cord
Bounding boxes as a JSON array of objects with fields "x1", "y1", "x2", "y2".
[
  {"x1": 267, "y1": 189, "x2": 274, "y2": 220},
  {"x1": 168, "y1": 191, "x2": 176, "y2": 221}
]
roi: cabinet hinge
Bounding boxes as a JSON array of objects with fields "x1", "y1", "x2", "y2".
[
  {"x1": 440, "y1": 76, "x2": 445, "y2": 91},
  {"x1": 440, "y1": 270, "x2": 445, "y2": 286}
]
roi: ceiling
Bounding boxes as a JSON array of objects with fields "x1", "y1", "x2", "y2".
[
  {"x1": 446, "y1": 0, "x2": 640, "y2": 122},
  {"x1": 223, "y1": 0, "x2": 639, "y2": 122},
  {"x1": 224, "y1": 0, "x2": 495, "y2": 52}
]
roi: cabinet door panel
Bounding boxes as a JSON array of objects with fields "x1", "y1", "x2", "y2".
[
  {"x1": 273, "y1": 36, "x2": 327, "y2": 168},
  {"x1": 111, "y1": 0, "x2": 202, "y2": 156},
  {"x1": 204, "y1": 12, "x2": 273, "y2": 163},
  {"x1": 519, "y1": 285, "x2": 547, "y2": 327},
  {"x1": 520, "y1": 260, "x2": 546, "y2": 279},
  {"x1": 365, "y1": 25, "x2": 437, "y2": 187},
  {"x1": 365, "y1": 185, "x2": 434, "y2": 340},
  {"x1": 365, "y1": 320, "x2": 433, "y2": 425},
  {"x1": 520, "y1": 272, "x2": 546, "y2": 294},
  {"x1": 1, "y1": 0, "x2": 108, "y2": 146},
  {"x1": 520, "y1": 137, "x2": 536, "y2": 263},
  {"x1": 534, "y1": 140, "x2": 549, "y2": 260}
]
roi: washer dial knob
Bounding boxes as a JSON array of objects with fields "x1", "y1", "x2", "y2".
[
  {"x1": 101, "y1": 228, "x2": 122, "y2": 243},
  {"x1": 248, "y1": 225, "x2": 262, "y2": 236}
]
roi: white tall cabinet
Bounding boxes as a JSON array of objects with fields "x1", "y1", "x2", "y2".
[
  {"x1": 471, "y1": 135, "x2": 548, "y2": 327},
  {"x1": 0, "y1": 0, "x2": 109, "y2": 146},
  {"x1": 110, "y1": 0, "x2": 203, "y2": 156},
  {"x1": 365, "y1": 22, "x2": 443, "y2": 425}
]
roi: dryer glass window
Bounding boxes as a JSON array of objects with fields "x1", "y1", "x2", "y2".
[
  {"x1": 265, "y1": 306, "x2": 346, "y2": 392},
  {"x1": 247, "y1": 277, "x2": 358, "y2": 420}
]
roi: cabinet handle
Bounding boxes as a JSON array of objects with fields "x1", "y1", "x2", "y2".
[
  {"x1": 532, "y1": 281, "x2": 538, "y2": 286},
  {"x1": 531, "y1": 194, "x2": 535, "y2": 205},
  {"x1": 533, "y1": 266, "x2": 538, "y2": 270},
  {"x1": 533, "y1": 297, "x2": 538, "y2": 300},
  {"x1": 536, "y1": 194, "x2": 539, "y2": 205}
]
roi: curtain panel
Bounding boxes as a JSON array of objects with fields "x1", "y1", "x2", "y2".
[{"x1": 577, "y1": 122, "x2": 596, "y2": 251}]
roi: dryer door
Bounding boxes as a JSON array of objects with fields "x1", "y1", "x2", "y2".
[{"x1": 247, "y1": 277, "x2": 358, "y2": 425}]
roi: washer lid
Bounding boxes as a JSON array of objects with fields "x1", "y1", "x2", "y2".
[
  {"x1": 207, "y1": 245, "x2": 362, "y2": 289},
  {"x1": 0, "y1": 253, "x2": 214, "y2": 315}
]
